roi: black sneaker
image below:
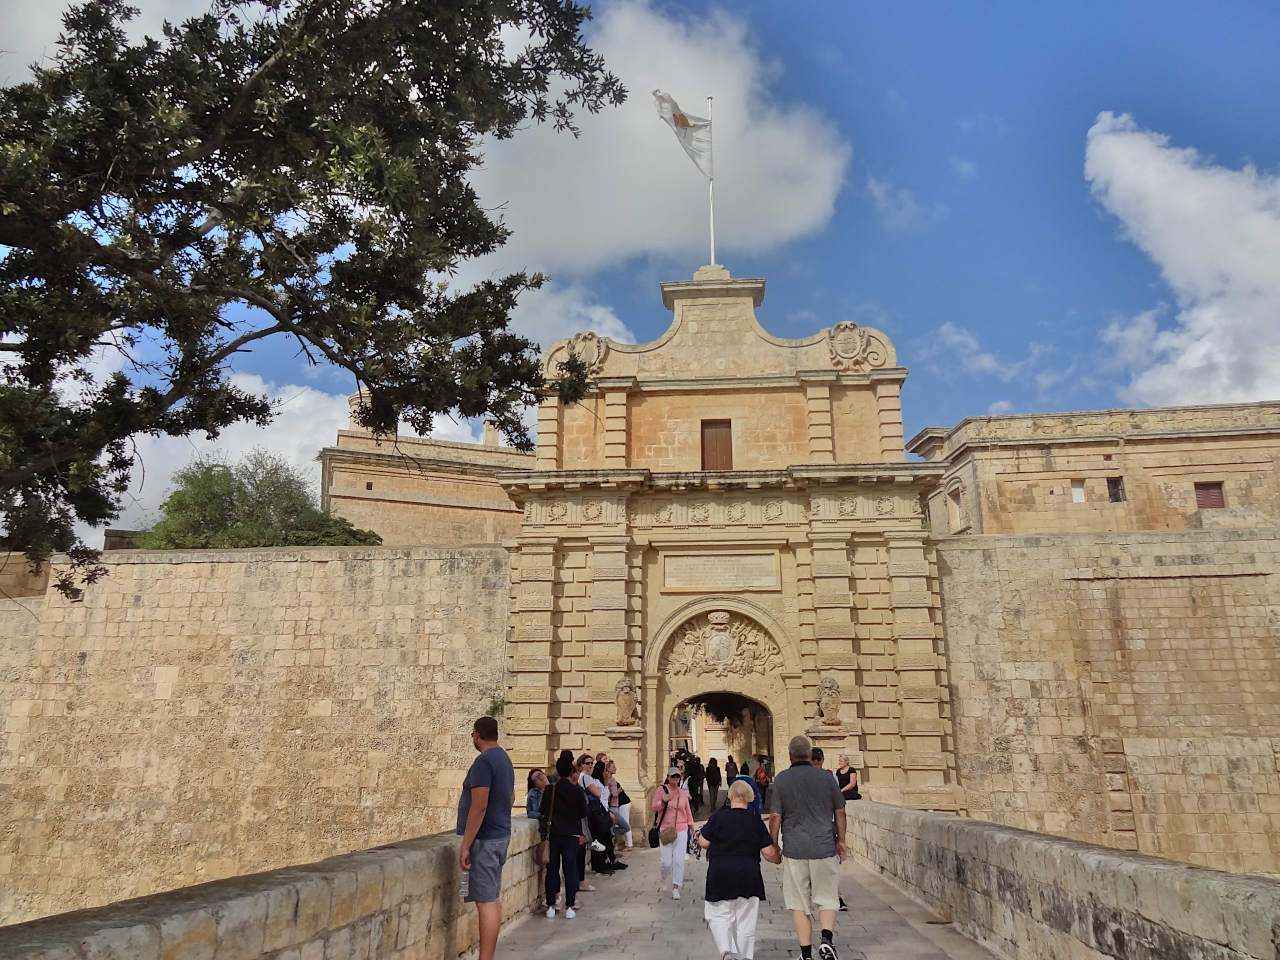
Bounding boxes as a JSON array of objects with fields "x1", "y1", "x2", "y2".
[
  {"x1": 839, "y1": 896, "x2": 848, "y2": 912},
  {"x1": 612, "y1": 861, "x2": 629, "y2": 870},
  {"x1": 817, "y1": 942, "x2": 839, "y2": 960}
]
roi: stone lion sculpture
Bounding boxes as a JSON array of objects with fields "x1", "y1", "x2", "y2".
[{"x1": 614, "y1": 676, "x2": 640, "y2": 727}]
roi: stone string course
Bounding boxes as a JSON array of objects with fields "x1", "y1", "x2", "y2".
[
  {"x1": 0, "y1": 820, "x2": 541, "y2": 960},
  {"x1": 847, "y1": 800, "x2": 1280, "y2": 960}
]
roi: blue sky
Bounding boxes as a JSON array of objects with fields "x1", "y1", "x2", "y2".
[{"x1": 7, "y1": 0, "x2": 1280, "y2": 529}]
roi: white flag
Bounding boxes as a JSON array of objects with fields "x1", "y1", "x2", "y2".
[{"x1": 653, "y1": 90, "x2": 713, "y2": 179}]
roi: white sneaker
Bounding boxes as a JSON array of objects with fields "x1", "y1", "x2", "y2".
[
  {"x1": 590, "y1": 840, "x2": 606, "y2": 852},
  {"x1": 545, "y1": 907, "x2": 555, "y2": 918},
  {"x1": 672, "y1": 886, "x2": 681, "y2": 900},
  {"x1": 566, "y1": 907, "x2": 576, "y2": 919}
]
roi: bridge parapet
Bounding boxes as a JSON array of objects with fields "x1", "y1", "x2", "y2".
[
  {"x1": 847, "y1": 799, "x2": 1279, "y2": 959},
  {"x1": 0, "y1": 820, "x2": 540, "y2": 960}
]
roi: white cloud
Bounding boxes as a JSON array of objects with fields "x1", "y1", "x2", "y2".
[
  {"x1": 949, "y1": 156, "x2": 978, "y2": 179},
  {"x1": 866, "y1": 175, "x2": 944, "y2": 230},
  {"x1": 956, "y1": 113, "x2": 1010, "y2": 137},
  {"x1": 1085, "y1": 112, "x2": 1280, "y2": 405},
  {"x1": 470, "y1": 1, "x2": 850, "y2": 275},
  {"x1": 103, "y1": 374, "x2": 480, "y2": 540},
  {"x1": 2, "y1": 0, "x2": 209, "y2": 83},
  {"x1": 987, "y1": 400, "x2": 1014, "y2": 414},
  {"x1": 929, "y1": 322, "x2": 1051, "y2": 383}
]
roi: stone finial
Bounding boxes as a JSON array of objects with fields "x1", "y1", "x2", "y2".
[
  {"x1": 482, "y1": 419, "x2": 500, "y2": 446},
  {"x1": 693, "y1": 264, "x2": 731, "y2": 281}
]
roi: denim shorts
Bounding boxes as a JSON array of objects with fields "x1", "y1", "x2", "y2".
[{"x1": 465, "y1": 835, "x2": 509, "y2": 903}]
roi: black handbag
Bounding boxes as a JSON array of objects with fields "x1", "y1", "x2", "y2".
[{"x1": 648, "y1": 788, "x2": 670, "y2": 848}]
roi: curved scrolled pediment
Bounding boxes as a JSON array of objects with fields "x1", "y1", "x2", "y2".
[{"x1": 660, "y1": 611, "x2": 783, "y2": 679}]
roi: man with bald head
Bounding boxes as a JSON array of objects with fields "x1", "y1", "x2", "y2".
[{"x1": 768, "y1": 734, "x2": 847, "y2": 960}]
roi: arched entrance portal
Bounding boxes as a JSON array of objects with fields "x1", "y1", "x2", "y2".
[
  {"x1": 640, "y1": 599, "x2": 804, "y2": 789},
  {"x1": 669, "y1": 692, "x2": 774, "y2": 768}
]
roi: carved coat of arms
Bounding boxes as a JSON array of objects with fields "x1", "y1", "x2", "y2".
[{"x1": 661, "y1": 612, "x2": 782, "y2": 678}]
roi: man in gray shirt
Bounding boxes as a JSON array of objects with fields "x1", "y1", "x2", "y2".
[{"x1": 769, "y1": 734, "x2": 847, "y2": 960}]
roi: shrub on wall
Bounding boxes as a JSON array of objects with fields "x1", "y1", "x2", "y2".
[{"x1": 137, "y1": 450, "x2": 381, "y2": 549}]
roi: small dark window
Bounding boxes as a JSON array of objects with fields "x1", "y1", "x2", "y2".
[
  {"x1": 365, "y1": 481, "x2": 374, "y2": 491},
  {"x1": 1194, "y1": 482, "x2": 1225, "y2": 509},
  {"x1": 1106, "y1": 476, "x2": 1125, "y2": 503},
  {"x1": 701, "y1": 420, "x2": 733, "y2": 470}
]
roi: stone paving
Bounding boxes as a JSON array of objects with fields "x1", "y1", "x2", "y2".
[{"x1": 499, "y1": 842, "x2": 996, "y2": 960}]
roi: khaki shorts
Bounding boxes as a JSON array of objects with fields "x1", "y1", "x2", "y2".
[{"x1": 781, "y1": 856, "x2": 841, "y2": 913}]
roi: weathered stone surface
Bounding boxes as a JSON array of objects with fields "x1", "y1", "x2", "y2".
[
  {"x1": 848, "y1": 800, "x2": 1280, "y2": 960},
  {"x1": 0, "y1": 822, "x2": 540, "y2": 960},
  {"x1": 0, "y1": 545, "x2": 511, "y2": 925}
]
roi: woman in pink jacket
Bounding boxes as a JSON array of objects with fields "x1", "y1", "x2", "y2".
[{"x1": 651, "y1": 767, "x2": 695, "y2": 899}]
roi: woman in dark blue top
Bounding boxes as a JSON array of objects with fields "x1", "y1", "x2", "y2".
[{"x1": 696, "y1": 780, "x2": 782, "y2": 960}]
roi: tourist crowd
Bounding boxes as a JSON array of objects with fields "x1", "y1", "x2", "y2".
[{"x1": 455, "y1": 714, "x2": 862, "y2": 960}]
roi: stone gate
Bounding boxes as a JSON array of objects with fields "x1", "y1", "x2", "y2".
[{"x1": 499, "y1": 266, "x2": 963, "y2": 809}]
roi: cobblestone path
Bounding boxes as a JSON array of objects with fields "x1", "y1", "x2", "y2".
[{"x1": 499, "y1": 843, "x2": 996, "y2": 960}]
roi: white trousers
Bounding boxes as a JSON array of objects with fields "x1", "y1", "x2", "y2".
[
  {"x1": 705, "y1": 897, "x2": 761, "y2": 959},
  {"x1": 659, "y1": 830, "x2": 687, "y2": 887},
  {"x1": 616, "y1": 802, "x2": 633, "y2": 846}
]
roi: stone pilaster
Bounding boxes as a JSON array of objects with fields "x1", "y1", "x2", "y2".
[
  {"x1": 575, "y1": 536, "x2": 628, "y2": 755},
  {"x1": 534, "y1": 397, "x2": 560, "y2": 470},
  {"x1": 506, "y1": 539, "x2": 557, "y2": 771},
  {"x1": 599, "y1": 382, "x2": 632, "y2": 468},
  {"x1": 809, "y1": 531, "x2": 860, "y2": 739},
  {"x1": 885, "y1": 530, "x2": 957, "y2": 808},
  {"x1": 872, "y1": 378, "x2": 905, "y2": 461},
  {"x1": 802, "y1": 376, "x2": 837, "y2": 464}
]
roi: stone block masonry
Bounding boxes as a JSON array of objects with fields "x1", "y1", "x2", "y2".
[
  {"x1": 0, "y1": 546, "x2": 513, "y2": 926},
  {"x1": 847, "y1": 800, "x2": 1280, "y2": 960},
  {"x1": 0, "y1": 819, "x2": 541, "y2": 960},
  {"x1": 938, "y1": 528, "x2": 1280, "y2": 874}
]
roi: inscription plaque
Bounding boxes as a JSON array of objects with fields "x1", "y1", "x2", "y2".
[{"x1": 663, "y1": 552, "x2": 779, "y2": 591}]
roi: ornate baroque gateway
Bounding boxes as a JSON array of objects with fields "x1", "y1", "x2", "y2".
[{"x1": 499, "y1": 264, "x2": 963, "y2": 812}]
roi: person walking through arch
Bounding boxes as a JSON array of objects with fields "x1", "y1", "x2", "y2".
[
  {"x1": 769, "y1": 735, "x2": 847, "y2": 960},
  {"x1": 705, "y1": 757, "x2": 722, "y2": 810},
  {"x1": 651, "y1": 766, "x2": 694, "y2": 899}
]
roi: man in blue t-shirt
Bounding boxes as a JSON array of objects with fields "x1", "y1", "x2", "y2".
[{"x1": 456, "y1": 715, "x2": 515, "y2": 960}]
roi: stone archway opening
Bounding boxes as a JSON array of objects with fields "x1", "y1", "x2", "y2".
[{"x1": 669, "y1": 691, "x2": 774, "y2": 769}]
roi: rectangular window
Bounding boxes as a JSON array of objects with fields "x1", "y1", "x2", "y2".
[
  {"x1": 1070, "y1": 479, "x2": 1086, "y2": 503},
  {"x1": 1194, "y1": 481, "x2": 1225, "y2": 509},
  {"x1": 1106, "y1": 476, "x2": 1125, "y2": 503},
  {"x1": 701, "y1": 420, "x2": 733, "y2": 470}
]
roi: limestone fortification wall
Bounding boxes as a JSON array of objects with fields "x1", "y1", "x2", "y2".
[
  {"x1": 938, "y1": 528, "x2": 1280, "y2": 874},
  {"x1": 0, "y1": 546, "x2": 512, "y2": 926},
  {"x1": 847, "y1": 800, "x2": 1280, "y2": 960},
  {"x1": 0, "y1": 820, "x2": 541, "y2": 960}
]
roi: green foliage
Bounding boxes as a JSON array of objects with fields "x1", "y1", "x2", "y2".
[
  {"x1": 0, "y1": 0, "x2": 619, "y2": 595},
  {"x1": 137, "y1": 449, "x2": 380, "y2": 549},
  {"x1": 485, "y1": 697, "x2": 507, "y2": 718}
]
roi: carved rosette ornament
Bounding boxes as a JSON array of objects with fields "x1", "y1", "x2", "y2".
[
  {"x1": 614, "y1": 677, "x2": 641, "y2": 727},
  {"x1": 816, "y1": 676, "x2": 842, "y2": 727},
  {"x1": 661, "y1": 612, "x2": 783, "y2": 679},
  {"x1": 828, "y1": 321, "x2": 887, "y2": 371}
]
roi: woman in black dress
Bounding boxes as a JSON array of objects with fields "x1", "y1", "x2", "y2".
[{"x1": 695, "y1": 779, "x2": 782, "y2": 960}]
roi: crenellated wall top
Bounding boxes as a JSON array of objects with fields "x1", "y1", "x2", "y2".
[{"x1": 540, "y1": 265, "x2": 901, "y2": 386}]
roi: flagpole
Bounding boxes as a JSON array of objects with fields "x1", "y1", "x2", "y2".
[{"x1": 707, "y1": 95, "x2": 716, "y2": 266}]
